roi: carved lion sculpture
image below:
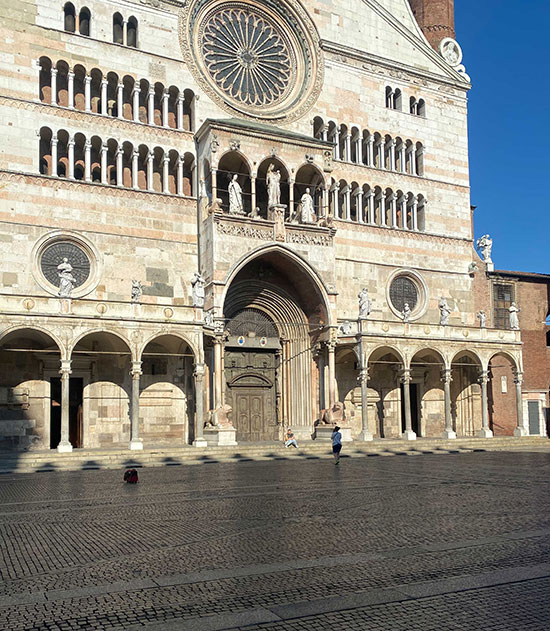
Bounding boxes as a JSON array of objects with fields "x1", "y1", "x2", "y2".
[
  {"x1": 205, "y1": 403, "x2": 233, "y2": 428},
  {"x1": 208, "y1": 198, "x2": 224, "y2": 214},
  {"x1": 319, "y1": 401, "x2": 345, "y2": 425}
]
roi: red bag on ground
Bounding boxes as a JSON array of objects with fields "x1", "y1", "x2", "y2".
[{"x1": 123, "y1": 468, "x2": 139, "y2": 483}]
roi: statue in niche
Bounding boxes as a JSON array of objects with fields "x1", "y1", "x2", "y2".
[
  {"x1": 266, "y1": 163, "x2": 281, "y2": 208},
  {"x1": 477, "y1": 310, "x2": 487, "y2": 328},
  {"x1": 358, "y1": 288, "x2": 371, "y2": 319},
  {"x1": 300, "y1": 188, "x2": 315, "y2": 224},
  {"x1": 131, "y1": 280, "x2": 143, "y2": 303},
  {"x1": 191, "y1": 272, "x2": 205, "y2": 307},
  {"x1": 438, "y1": 297, "x2": 452, "y2": 326},
  {"x1": 509, "y1": 302, "x2": 520, "y2": 330},
  {"x1": 476, "y1": 234, "x2": 493, "y2": 263},
  {"x1": 402, "y1": 303, "x2": 411, "y2": 323},
  {"x1": 57, "y1": 258, "x2": 76, "y2": 298},
  {"x1": 228, "y1": 174, "x2": 244, "y2": 214}
]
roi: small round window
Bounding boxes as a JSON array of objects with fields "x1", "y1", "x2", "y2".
[
  {"x1": 389, "y1": 276, "x2": 418, "y2": 313},
  {"x1": 40, "y1": 241, "x2": 91, "y2": 289}
]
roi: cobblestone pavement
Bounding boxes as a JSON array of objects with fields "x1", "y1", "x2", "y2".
[{"x1": 0, "y1": 451, "x2": 549, "y2": 630}]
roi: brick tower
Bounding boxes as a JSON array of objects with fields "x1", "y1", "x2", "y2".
[{"x1": 409, "y1": 0, "x2": 455, "y2": 50}]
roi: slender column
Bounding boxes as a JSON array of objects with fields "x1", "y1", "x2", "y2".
[
  {"x1": 84, "y1": 139, "x2": 92, "y2": 182},
  {"x1": 378, "y1": 139, "x2": 386, "y2": 169},
  {"x1": 132, "y1": 86, "x2": 141, "y2": 122},
  {"x1": 356, "y1": 137, "x2": 363, "y2": 165},
  {"x1": 132, "y1": 149, "x2": 139, "y2": 189},
  {"x1": 177, "y1": 155, "x2": 184, "y2": 196},
  {"x1": 332, "y1": 127, "x2": 340, "y2": 159},
  {"x1": 176, "y1": 95, "x2": 184, "y2": 130},
  {"x1": 213, "y1": 335, "x2": 224, "y2": 410},
  {"x1": 477, "y1": 370, "x2": 493, "y2": 438},
  {"x1": 162, "y1": 154, "x2": 170, "y2": 194},
  {"x1": 408, "y1": 146, "x2": 417, "y2": 175},
  {"x1": 51, "y1": 137, "x2": 58, "y2": 176},
  {"x1": 100, "y1": 142, "x2": 108, "y2": 184},
  {"x1": 100, "y1": 78, "x2": 108, "y2": 115},
  {"x1": 147, "y1": 87, "x2": 155, "y2": 125},
  {"x1": 289, "y1": 179, "x2": 294, "y2": 217},
  {"x1": 358, "y1": 367, "x2": 373, "y2": 440},
  {"x1": 401, "y1": 369, "x2": 416, "y2": 440},
  {"x1": 117, "y1": 82, "x2": 124, "y2": 119},
  {"x1": 57, "y1": 360, "x2": 73, "y2": 452},
  {"x1": 441, "y1": 368, "x2": 456, "y2": 439},
  {"x1": 344, "y1": 186, "x2": 351, "y2": 221},
  {"x1": 400, "y1": 196, "x2": 408, "y2": 229},
  {"x1": 367, "y1": 135, "x2": 374, "y2": 166},
  {"x1": 367, "y1": 190, "x2": 375, "y2": 224},
  {"x1": 513, "y1": 372, "x2": 528, "y2": 436},
  {"x1": 389, "y1": 139, "x2": 396, "y2": 171},
  {"x1": 320, "y1": 187, "x2": 327, "y2": 219},
  {"x1": 390, "y1": 192, "x2": 398, "y2": 228},
  {"x1": 193, "y1": 363, "x2": 207, "y2": 446},
  {"x1": 116, "y1": 145, "x2": 123, "y2": 186},
  {"x1": 327, "y1": 338, "x2": 336, "y2": 408},
  {"x1": 129, "y1": 361, "x2": 143, "y2": 450},
  {"x1": 122, "y1": 19, "x2": 128, "y2": 47},
  {"x1": 411, "y1": 195, "x2": 418, "y2": 231},
  {"x1": 84, "y1": 75, "x2": 92, "y2": 112},
  {"x1": 330, "y1": 184, "x2": 339, "y2": 217},
  {"x1": 344, "y1": 133, "x2": 351, "y2": 162},
  {"x1": 399, "y1": 143, "x2": 406, "y2": 172},
  {"x1": 321, "y1": 125, "x2": 328, "y2": 142},
  {"x1": 162, "y1": 90, "x2": 169, "y2": 128},
  {"x1": 50, "y1": 68, "x2": 58, "y2": 105},
  {"x1": 355, "y1": 190, "x2": 364, "y2": 223},
  {"x1": 67, "y1": 137, "x2": 75, "y2": 179},
  {"x1": 250, "y1": 175, "x2": 256, "y2": 213},
  {"x1": 211, "y1": 168, "x2": 217, "y2": 200},
  {"x1": 416, "y1": 146, "x2": 424, "y2": 176},
  {"x1": 378, "y1": 192, "x2": 387, "y2": 227},
  {"x1": 146, "y1": 150, "x2": 154, "y2": 192},
  {"x1": 67, "y1": 71, "x2": 75, "y2": 109}
]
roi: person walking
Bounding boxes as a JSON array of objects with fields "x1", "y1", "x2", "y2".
[
  {"x1": 284, "y1": 428, "x2": 298, "y2": 448},
  {"x1": 332, "y1": 425, "x2": 342, "y2": 464}
]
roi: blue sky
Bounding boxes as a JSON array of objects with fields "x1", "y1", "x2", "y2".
[{"x1": 455, "y1": 1, "x2": 549, "y2": 274}]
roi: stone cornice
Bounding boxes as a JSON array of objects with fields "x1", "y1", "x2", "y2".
[{"x1": 0, "y1": 96, "x2": 195, "y2": 148}]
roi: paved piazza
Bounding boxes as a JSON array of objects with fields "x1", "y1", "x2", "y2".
[{"x1": 1, "y1": 451, "x2": 550, "y2": 630}]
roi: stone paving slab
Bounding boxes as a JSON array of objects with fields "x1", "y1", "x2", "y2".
[{"x1": 0, "y1": 452, "x2": 549, "y2": 630}]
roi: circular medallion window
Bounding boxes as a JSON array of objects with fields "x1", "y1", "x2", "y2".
[
  {"x1": 32, "y1": 231, "x2": 101, "y2": 298},
  {"x1": 179, "y1": 0, "x2": 324, "y2": 122},
  {"x1": 386, "y1": 270, "x2": 428, "y2": 321}
]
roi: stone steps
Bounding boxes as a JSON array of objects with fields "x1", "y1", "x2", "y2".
[{"x1": 0, "y1": 437, "x2": 547, "y2": 474}]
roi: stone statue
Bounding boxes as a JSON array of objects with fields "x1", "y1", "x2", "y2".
[
  {"x1": 204, "y1": 310, "x2": 214, "y2": 328},
  {"x1": 208, "y1": 198, "x2": 223, "y2": 214},
  {"x1": 509, "y1": 302, "x2": 520, "y2": 330},
  {"x1": 300, "y1": 188, "x2": 315, "y2": 224},
  {"x1": 477, "y1": 310, "x2": 487, "y2": 328},
  {"x1": 57, "y1": 258, "x2": 76, "y2": 298},
  {"x1": 131, "y1": 280, "x2": 143, "y2": 303},
  {"x1": 476, "y1": 234, "x2": 493, "y2": 263},
  {"x1": 358, "y1": 288, "x2": 371, "y2": 319},
  {"x1": 250, "y1": 206, "x2": 261, "y2": 220},
  {"x1": 319, "y1": 401, "x2": 345, "y2": 425},
  {"x1": 339, "y1": 321, "x2": 353, "y2": 335},
  {"x1": 206, "y1": 403, "x2": 234, "y2": 428},
  {"x1": 191, "y1": 272, "x2": 205, "y2": 308},
  {"x1": 266, "y1": 163, "x2": 281, "y2": 208},
  {"x1": 228, "y1": 174, "x2": 244, "y2": 214},
  {"x1": 468, "y1": 262, "x2": 479, "y2": 275},
  {"x1": 438, "y1": 297, "x2": 451, "y2": 326},
  {"x1": 402, "y1": 303, "x2": 411, "y2": 323}
]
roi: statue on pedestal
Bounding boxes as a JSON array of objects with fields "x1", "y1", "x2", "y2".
[
  {"x1": 228, "y1": 174, "x2": 244, "y2": 214},
  {"x1": 477, "y1": 310, "x2": 487, "y2": 328},
  {"x1": 57, "y1": 258, "x2": 76, "y2": 298},
  {"x1": 402, "y1": 303, "x2": 411, "y2": 323},
  {"x1": 438, "y1": 297, "x2": 451, "y2": 326},
  {"x1": 476, "y1": 234, "x2": 493, "y2": 263},
  {"x1": 300, "y1": 188, "x2": 315, "y2": 224},
  {"x1": 266, "y1": 163, "x2": 281, "y2": 209},
  {"x1": 358, "y1": 288, "x2": 371, "y2": 319},
  {"x1": 191, "y1": 272, "x2": 205, "y2": 308},
  {"x1": 131, "y1": 280, "x2": 143, "y2": 303},
  {"x1": 509, "y1": 302, "x2": 520, "y2": 330}
]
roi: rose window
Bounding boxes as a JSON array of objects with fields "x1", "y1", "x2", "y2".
[{"x1": 202, "y1": 7, "x2": 292, "y2": 107}]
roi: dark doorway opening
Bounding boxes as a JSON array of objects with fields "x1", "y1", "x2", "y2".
[
  {"x1": 50, "y1": 377, "x2": 83, "y2": 449},
  {"x1": 401, "y1": 383, "x2": 420, "y2": 436}
]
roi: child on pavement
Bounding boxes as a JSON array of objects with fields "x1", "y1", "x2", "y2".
[{"x1": 332, "y1": 425, "x2": 342, "y2": 464}]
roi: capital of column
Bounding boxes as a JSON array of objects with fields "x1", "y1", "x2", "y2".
[
  {"x1": 478, "y1": 370, "x2": 489, "y2": 385},
  {"x1": 51, "y1": 137, "x2": 58, "y2": 147},
  {"x1": 513, "y1": 371, "x2": 523, "y2": 386},
  {"x1": 146, "y1": 150, "x2": 154, "y2": 163},
  {"x1": 67, "y1": 138, "x2": 75, "y2": 148},
  {"x1": 51, "y1": 68, "x2": 58, "y2": 77},
  {"x1": 68, "y1": 70, "x2": 75, "y2": 80},
  {"x1": 118, "y1": 81, "x2": 124, "y2": 90},
  {"x1": 132, "y1": 85, "x2": 141, "y2": 95},
  {"x1": 441, "y1": 368, "x2": 452, "y2": 383},
  {"x1": 84, "y1": 75, "x2": 92, "y2": 85},
  {"x1": 399, "y1": 368, "x2": 411, "y2": 384},
  {"x1": 59, "y1": 359, "x2": 72, "y2": 375},
  {"x1": 148, "y1": 87, "x2": 155, "y2": 97},
  {"x1": 84, "y1": 140, "x2": 92, "y2": 150},
  {"x1": 193, "y1": 363, "x2": 206, "y2": 379},
  {"x1": 101, "y1": 78, "x2": 108, "y2": 87},
  {"x1": 101, "y1": 142, "x2": 108, "y2": 153},
  {"x1": 163, "y1": 154, "x2": 170, "y2": 165},
  {"x1": 130, "y1": 360, "x2": 142, "y2": 377},
  {"x1": 358, "y1": 367, "x2": 369, "y2": 384}
]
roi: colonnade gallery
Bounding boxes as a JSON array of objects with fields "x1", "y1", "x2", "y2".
[{"x1": 0, "y1": 0, "x2": 531, "y2": 452}]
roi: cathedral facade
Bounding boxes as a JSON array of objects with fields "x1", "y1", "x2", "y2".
[{"x1": 0, "y1": 0, "x2": 535, "y2": 453}]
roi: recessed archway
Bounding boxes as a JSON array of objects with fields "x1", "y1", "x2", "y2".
[{"x1": 367, "y1": 346, "x2": 404, "y2": 438}]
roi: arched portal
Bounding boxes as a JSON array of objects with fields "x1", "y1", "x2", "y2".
[
  {"x1": 221, "y1": 248, "x2": 329, "y2": 441},
  {"x1": 409, "y1": 349, "x2": 445, "y2": 437},
  {"x1": 450, "y1": 351, "x2": 483, "y2": 436},
  {"x1": 367, "y1": 346, "x2": 404, "y2": 438},
  {"x1": 488, "y1": 352, "x2": 518, "y2": 436},
  {"x1": 0, "y1": 328, "x2": 62, "y2": 451}
]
